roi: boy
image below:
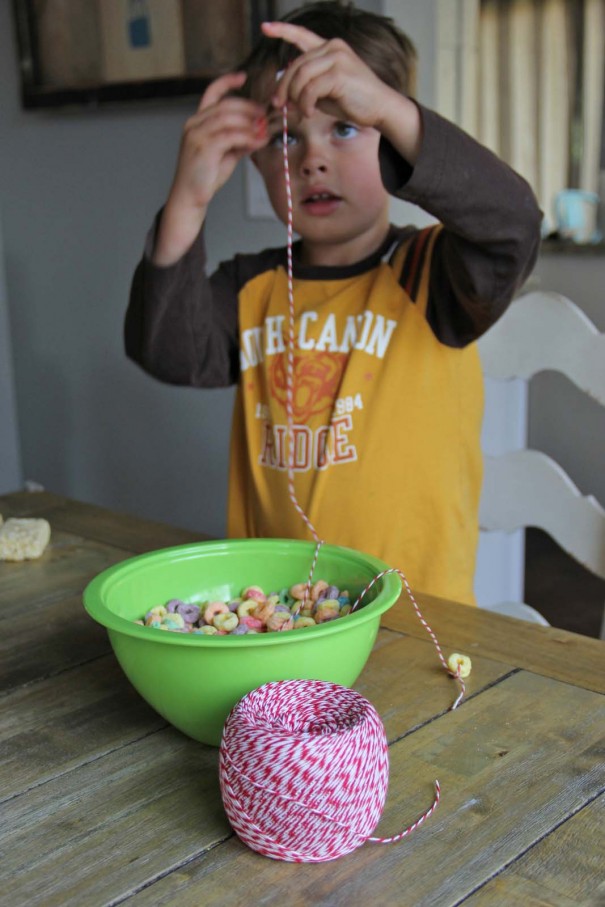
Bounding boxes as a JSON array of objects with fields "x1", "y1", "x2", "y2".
[{"x1": 125, "y1": 2, "x2": 541, "y2": 605}]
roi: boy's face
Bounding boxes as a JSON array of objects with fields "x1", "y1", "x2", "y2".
[{"x1": 251, "y1": 104, "x2": 390, "y2": 266}]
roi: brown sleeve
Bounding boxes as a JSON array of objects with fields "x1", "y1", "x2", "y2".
[
  {"x1": 124, "y1": 213, "x2": 284, "y2": 387},
  {"x1": 380, "y1": 104, "x2": 543, "y2": 347}
]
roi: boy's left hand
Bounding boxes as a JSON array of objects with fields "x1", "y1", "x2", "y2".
[{"x1": 262, "y1": 21, "x2": 396, "y2": 130}]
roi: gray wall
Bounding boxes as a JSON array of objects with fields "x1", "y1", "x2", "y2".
[
  {"x1": 0, "y1": 0, "x2": 431, "y2": 535},
  {"x1": 1, "y1": 0, "x2": 603, "y2": 539},
  {"x1": 0, "y1": 216, "x2": 22, "y2": 493},
  {"x1": 0, "y1": 1, "x2": 285, "y2": 534}
]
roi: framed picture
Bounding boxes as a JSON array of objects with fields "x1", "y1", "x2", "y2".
[{"x1": 12, "y1": 0, "x2": 275, "y2": 109}]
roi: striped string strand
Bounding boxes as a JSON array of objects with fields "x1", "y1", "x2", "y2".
[
  {"x1": 234, "y1": 104, "x2": 469, "y2": 859},
  {"x1": 220, "y1": 679, "x2": 441, "y2": 860},
  {"x1": 351, "y1": 568, "x2": 467, "y2": 709},
  {"x1": 368, "y1": 781, "x2": 441, "y2": 844},
  {"x1": 280, "y1": 102, "x2": 324, "y2": 619},
  {"x1": 278, "y1": 102, "x2": 465, "y2": 705},
  {"x1": 282, "y1": 104, "x2": 320, "y2": 549}
]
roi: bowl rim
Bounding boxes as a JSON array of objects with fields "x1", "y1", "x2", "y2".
[{"x1": 83, "y1": 538, "x2": 402, "y2": 647}]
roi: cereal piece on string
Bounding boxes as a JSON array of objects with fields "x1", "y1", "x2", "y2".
[{"x1": 447, "y1": 653, "x2": 472, "y2": 679}]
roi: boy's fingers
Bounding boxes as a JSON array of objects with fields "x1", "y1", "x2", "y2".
[
  {"x1": 198, "y1": 71, "x2": 248, "y2": 111},
  {"x1": 285, "y1": 56, "x2": 336, "y2": 113},
  {"x1": 273, "y1": 54, "x2": 337, "y2": 112},
  {"x1": 261, "y1": 21, "x2": 324, "y2": 53},
  {"x1": 187, "y1": 101, "x2": 262, "y2": 130}
]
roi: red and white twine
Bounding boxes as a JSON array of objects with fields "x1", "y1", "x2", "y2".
[
  {"x1": 218, "y1": 100, "x2": 466, "y2": 863},
  {"x1": 280, "y1": 99, "x2": 325, "y2": 613},
  {"x1": 278, "y1": 104, "x2": 465, "y2": 704},
  {"x1": 282, "y1": 102, "x2": 320, "y2": 549},
  {"x1": 220, "y1": 680, "x2": 441, "y2": 862}
]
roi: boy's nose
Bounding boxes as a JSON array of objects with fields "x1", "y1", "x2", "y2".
[
  {"x1": 302, "y1": 160, "x2": 328, "y2": 175},
  {"x1": 301, "y1": 159, "x2": 328, "y2": 176},
  {"x1": 300, "y1": 142, "x2": 328, "y2": 176}
]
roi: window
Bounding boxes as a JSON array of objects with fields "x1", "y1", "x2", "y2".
[{"x1": 436, "y1": 0, "x2": 605, "y2": 236}]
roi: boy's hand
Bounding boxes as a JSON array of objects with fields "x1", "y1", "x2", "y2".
[
  {"x1": 263, "y1": 21, "x2": 396, "y2": 130},
  {"x1": 263, "y1": 21, "x2": 422, "y2": 169},
  {"x1": 154, "y1": 72, "x2": 268, "y2": 266},
  {"x1": 171, "y1": 72, "x2": 267, "y2": 210}
]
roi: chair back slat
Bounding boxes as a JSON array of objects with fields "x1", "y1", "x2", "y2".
[{"x1": 477, "y1": 290, "x2": 605, "y2": 629}]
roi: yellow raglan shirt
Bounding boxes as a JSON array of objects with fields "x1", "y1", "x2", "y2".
[
  {"x1": 127, "y1": 108, "x2": 541, "y2": 607},
  {"x1": 227, "y1": 226, "x2": 483, "y2": 605}
]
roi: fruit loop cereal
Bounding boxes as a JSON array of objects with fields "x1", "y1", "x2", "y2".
[{"x1": 134, "y1": 581, "x2": 352, "y2": 635}]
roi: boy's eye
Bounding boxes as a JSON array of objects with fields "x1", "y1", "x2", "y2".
[
  {"x1": 334, "y1": 122, "x2": 359, "y2": 139},
  {"x1": 268, "y1": 131, "x2": 298, "y2": 149}
]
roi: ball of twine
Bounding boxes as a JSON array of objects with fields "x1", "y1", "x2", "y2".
[{"x1": 219, "y1": 679, "x2": 390, "y2": 862}]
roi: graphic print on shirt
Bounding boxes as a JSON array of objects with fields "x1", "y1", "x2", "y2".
[
  {"x1": 270, "y1": 351, "x2": 347, "y2": 421},
  {"x1": 227, "y1": 225, "x2": 486, "y2": 604},
  {"x1": 243, "y1": 306, "x2": 398, "y2": 474},
  {"x1": 240, "y1": 310, "x2": 398, "y2": 372}
]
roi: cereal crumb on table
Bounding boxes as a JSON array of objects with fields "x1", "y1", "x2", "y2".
[{"x1": 0, "y1": 518, "x2": 51, "y2": 561}]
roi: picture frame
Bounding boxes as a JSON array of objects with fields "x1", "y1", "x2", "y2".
[{"x1": 12, "y1": 0, "x2": 275, "y2": 109}]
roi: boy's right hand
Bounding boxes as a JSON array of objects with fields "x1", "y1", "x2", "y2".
[{"x1": 153, "y1": 72, "x2": 268, "y2": 266}]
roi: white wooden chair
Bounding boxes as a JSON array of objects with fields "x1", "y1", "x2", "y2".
[{"x1": 477, "y1": 290, "x2": 605, "y2": 634}]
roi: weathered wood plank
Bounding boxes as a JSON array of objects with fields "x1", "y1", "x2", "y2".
[
  {"x1": 1, "y1": 492, "x2": 602, "y2": 905},
  {"x1": 1, "y1": 729, "x2": 231, "y2": 907},
  {"x1": 0, "y1": 631, "x2": 517, "y2": 906},
  {"x1": 46, "y1": 497, "x2": 208, "y2": 553},
  {"x1": 0, "y1": 655, "x2": 166, "y2": 802},
  {"x1": 0, "y1": 529, "x2": 129, "y2": 692},
  {"x1": 0, "y1": 490, "x2": 64, "y2": 518},
  {"x1": 355, "y1": 628, "x2": 515, "y2": 741},
  {"x1": 0, "y1": 628, "x2": 511, "y2": 804},
  {"x1": 0, "y1": 526, "x2": 123, "y2": 611},
  {"x1": 464, "y1": 876, "x2": 581, "y2": 907},
  {"x1": 124, "y1": 672, "x2": 605, "y2": 907},
  {"x1": 358, "y1": 671, "x2": 605, "y2": 906},
  {"x1": 382, "y1": 592, "x2": 605, "y2": 693},
  {"x1": 0, "y1": 491, "x2": 207, "y2": 553},
  {"x1": 464, "y1": 795, "x2": 605, "y2": 905}
]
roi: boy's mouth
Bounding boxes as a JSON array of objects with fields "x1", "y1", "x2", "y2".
[
  {"x1": 301, "y1": 189, "x2": 342, "y2": 215},
  {"x1": 302, "y1": 189, "x2": 341, "y2": 202}
]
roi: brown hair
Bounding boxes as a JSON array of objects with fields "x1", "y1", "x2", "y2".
[{"x1": 239, "y1": 1, "x2": 417, "y2": 101}]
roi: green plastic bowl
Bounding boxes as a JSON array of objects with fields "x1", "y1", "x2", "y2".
[{"x1": 83, "y1": 538, "x2": 401, "y2": 746}]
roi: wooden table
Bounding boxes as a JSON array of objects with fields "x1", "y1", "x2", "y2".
[{"x1": 1, "y1": 491, "x2": 604, "y2": 906}]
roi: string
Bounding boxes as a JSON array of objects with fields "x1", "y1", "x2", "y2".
[
  {"x1": 271, "y1": 100, "x2": 468, "y2": 846},
  {"x1": 368, "y1": 781, "x2": 441, "y2": 843},
  {"x1": 220, "y1": 680, "x2": 441, "y2": 860},
  {"x1": 280, "y1": 99, "x2": 324, "y2": 619},
  {"x1": 281, "y1": 103, "x2": 320, "y2": 547},
  {"x1": 278, "y1": 102, "x2": 465, "y2": 704}
]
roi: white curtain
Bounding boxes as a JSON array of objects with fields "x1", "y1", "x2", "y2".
[
  {"x1": 478, "y1": 0, "x2": 604, "y2": 232},
  {"x1": 437, "y1": 0, "x2": 605, "y2": 234},
  {"x1": 581, "y1": 0, "x2": 605, "y2": 194}
]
